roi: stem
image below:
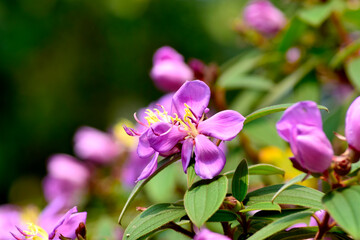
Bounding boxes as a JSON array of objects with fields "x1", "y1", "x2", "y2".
[
  {"x1": 314, "y1": 211, "x2": 331, "y2": 240},
  {"x1": 166, "y1": 222, "x2": 195, "y2": 238},
  {"x1": 330, "y1": 12, "x2": 352, "y2": 46}
]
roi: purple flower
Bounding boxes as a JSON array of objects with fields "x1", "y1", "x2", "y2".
[
  {"x1": 194, "y1": 228, "x2": 231, "y2": 240},
  {"x1": 126, "y1": 80, "x2": 245, "y2": 180},
  {"x1": 10, "y1": 198, "x2": 87, "y2": 240},
  {"x1": 243, "y1": 0, "x2": 286, "y2": 36},
  {"x1": 0, "y1": 205, "x2": 21, "y2": 240},
  {"x1": 74, "y1": 126, "x2": 121, "y2": 164},
  {"x1": 150, "y1": 46, "x2": 194, "y2": 92},
  {"x1": 276, "y1": 101, "x2": 333, "y2": 173},
  {"x1": 345, "y1": 96, "x2": 360, "y2": 152},
  {"x1": 43, "y1": 154, "x2": 90, "y2": 204}
]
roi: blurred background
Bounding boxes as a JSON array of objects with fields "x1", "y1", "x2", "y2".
[{"x1": 0, "y1": 0, "x2": 252, "y2": 204}]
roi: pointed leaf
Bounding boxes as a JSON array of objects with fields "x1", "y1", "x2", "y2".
[
  {"x1": 240, "y1": 202, "x2": 281, "y2": 213},
  {"x1": 225, "y1": 164, "x2": 285, "y2": 178},
  {"x1": 122, "y1": 203, "x2": 186, "y2": 240},
  {"x1": 207, "y1": 210, "x2": 237, "y2": 222},
  {"x1": 247, "y1": 210, "x2": 314, "y2": 240},
  {"x1": 346, "y1": 57, "x2": 360, "y2": 92},
  {"x1": 244, "y1": 103, "x2": 328, "y2": 125},
  {"x1": 245, "y1": 184, "x2": 324, "y2": 210},
  {"x1": 322, "y1": 185, "x2": 360, "y2": 239},
  {"x1": 271, "y1": 173, "x2": 312, "y2": 202},
  {"x1": 232, "y1": 159, "x2": 249, "y2": 202},
  {"x1": 118, "y1": 153, "x2": 181, "y2": 225},
  {"x1": 184, "y1": 175, "x2": 228, "y2": 227}
]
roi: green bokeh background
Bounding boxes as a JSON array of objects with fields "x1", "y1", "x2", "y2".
[{"x1": 0, "y1": 0, "x2": 250, "y2": 203}]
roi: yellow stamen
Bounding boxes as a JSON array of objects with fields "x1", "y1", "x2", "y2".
[{"x1": 23, "y1": 223, "x2": 49, "y2": 240}]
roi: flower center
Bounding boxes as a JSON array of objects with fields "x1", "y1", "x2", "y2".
[
  {"x1": 144, "y1": 105, "x2": 172, "y2": 126},
  {"x1": 22, "y1": 223, "x2": 49, "y2": 240}
]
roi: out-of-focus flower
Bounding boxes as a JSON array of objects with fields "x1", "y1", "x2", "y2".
[
  {"x1": 43, "y1": 154, "x2": 90, "y2": 204},
  {"x1": 345, "y1": 96, "x2": 360, "y2": 152},
  {"x1": 194, "y1": 228, "x2": 231, "y2": 240},
  {"x1": 258, "y1": 146, "x2": 317, "y2": 188},
  {"x1": 286, "y1": 47, "x2": 301, "y2": 63},
  {"x1": 8, "y1": 199, "x2": 87, "y2": 240},
  {"x1": 125, "y1": 80, "x2": 245, "y2": 180},
  {"x1": 276, "y1": 101, "x2": 333, "y2": 173},
  {"x1": 74, "y1": 126, "x2": 121, "y2": 164},
  {"x1": 150, "y1": 46, "x2": 194, "y2": 92},
  {"x1": 243, "y1": 0, "x2": 286, "y2": 36}
]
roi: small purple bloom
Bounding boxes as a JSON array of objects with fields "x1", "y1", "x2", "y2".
[
  {"x1": 276, "y1": 101, "x2": 333, "y2": 173},
  {"x1": 286, "y1": 47, "x2": 301, "y2": 63},
  {"x1": 345, "y1": 96, "x2": 360, "y2": 152},
  {"x1": 43, "y1": 154, "x2": 90, "y2": 204},
  {"x1": 150, "y1": 46, "x2": 194, "y2": 92},
  {"x1": 74, "y1": 126, "x2": 121, "y2": 164},
  {"x1": 126, "y1": 80, "x2": 245, "y2": 180},
  {"x1": 243, "y1": 0, "x2": 286, "y2": 36},
  {"x1": 194, "y1": 228, "x2": 231, "y2": 240}
]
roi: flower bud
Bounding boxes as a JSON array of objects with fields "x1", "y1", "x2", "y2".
[
  {"x1": 334, "y1": 158, "x2": 352, "y2": 176},
  {"x1": 345, "y1": 96, "x2": 360, "y2": 153},
  {"x1": 150, "y1": 46, "x2": 194, "y2": 92},
  {"x1": 276, "y1": 101, "x2": 333, "y2": 173},
  {"x1": 243, "y1": 0, "x2": 286, "y2": 36}
]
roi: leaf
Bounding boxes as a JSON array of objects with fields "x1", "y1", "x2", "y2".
[
  {"x1": 225, "y1": 164, "x2": 285, "y2": 178},
  {"x1": 330, "y1": 38, "x2": 360, "y2": 68},
  {"x1": 298, "y1": 2, "x2": 333, "y2": 27},
  {"x1": 247, "y1": 210, "x2": 314, "y2": 240},
  {"x1": 118, "y1": 153, "x2": 181, "y2": 225},
  {"x1": 271, "y1": 173, "x2": 311, "y2": 202},
  {"x1": 122, "y1": 203, "x2": 186, "y2": 240},
  {"x1": 268, "y1": 227, "x2": 352, "y2": 240},
  {"x1": 187, "y1": 163, "x2": 196, "y2": 188},
  {"x1": 184, "y1": 175, "x2": 228, "y2": 227},
  {"x1": 218, "y1": 74, "x2": 273, "y2": 91},
  {"x1": 240, "y1": 202, "x2": 281, "y2": 213},
  {"x1": 207, "y1": 210, "x2": 237, "y2": 222},
  {"x1": 232, "y1": 159, "x2": 249, "y2": 202},
  {"x1": 346, "y1": 57, "x2": 360, "y2": 92},
  {"x1": 322, "y1": 185, "x2": 360, "y2": 239},
  {"x1": 244, "y1": 184, "x2": 324, "y2": 210},
  {"x1": 244, "y1": 103, "x2": 328, "y2": 125},
  {"x1": 278, "y1": 17, "x2": 307, "y2": 52},
  {"x1": 259, "y1": 57, "x2": 319, "y2": 107},
  {"x1": 230, "y1": 90, "x2": 263, "y2": 116}
]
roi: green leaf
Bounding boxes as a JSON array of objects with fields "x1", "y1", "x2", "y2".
[
  {"x1": 225, "y1": 164, "x2": 285, "y2": 178},
  {"x1": 240, "y1": 202, "x2": 281, "y2": 213},
  {"x1": 268, "y1": 227, "x2": 352, "y2": 240},
  {"x1": 247, "y1": 210, "x2": 314, "y2": 240},
  {"x1": 259, "y1": 57, "x2": 319, "y2": 107},
  {"x1": 184, "y1": 175, "x2": 228, "y2": 227},
  {"x1": 187, "y1": 163, "x2": 196, "y2": 188},
  {"x1": 118, "y1": 153, "x2": 181, "y2": 225},
  {"x1": 244, "y1": 103, "x2": 328, "y2": 125},
  {"x1": 217, "y1": 74, "x2": 273, "y2": 91},
  {"x1": 271, "y1": 173, "x2": 311, "y2": 202},
  {"x1": 244, "y1": 184, "x2": 324, "y2": 210},
  {"x1": 298, "y1": 2, "x2": 333, "y2": 27},
  {"x1": 322, "y1": 185, "x2": 360, "y2": 239},
  {"x1": 232, "y1": 159, "x2": 249, "y2": 202},
  {"x1": 278, "y1": 17, "x2": 307, "y2": 52},
  {"x1": 122, "y1": 203, "x2": 187, "y2": 240},
  {"x1": 330, "y1": 38, "x2": 360, "y2": 68},
  {"x1": 230, "y1": 90, "x2": 263, "y2": 116},
  {"x1": 346, "y1": 57, "x2": 360, "y2": 92},
  {"x1": 207, "y1": 210, "x2": 237, "y2": 222}
]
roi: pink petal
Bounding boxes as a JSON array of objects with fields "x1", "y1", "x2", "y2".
[
  {"x1": 198, "y1": 110, "x2": 245, "y2": 141},
  {"x1": 137, "y1": 131, "x2": 155, "y2": 158},
  {"x1": 194, "y1": 135, "x2": 226, "y2": 179},
  {"x1": 182, "y1": 138, "x2": 194, "y2": 173},
  {"x1": 136, "y1": 152, "x2": 159, "y2": 182},
  {"x1": 345, "y1": 96, "x2": 360, "y2": 151},
  {"x1": 276, "y1": 101, "x2": 323, "y2": 141},
  {"x1": 172, "y1": 80, "x2": 210, "y2": 120}
]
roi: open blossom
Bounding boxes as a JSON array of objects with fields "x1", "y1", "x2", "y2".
[
  {"x1": 150, "y1": 46, "x2": 194, "y2": 92},
  {"x1": 194, "y1": 228, "x2": 231, "y2": 240},
  {"x1": 276, "y1": 101, "x2": 333, "y2": 173},
  {"x1": 9, "y1": 198, "x2": 86, "y2": 240},
  {"x1": 345, "y1": 96, "x2": 360, "y2": 152},
  {"x1": 243, "y1": 0, "x2": 286, "y2": 36},
  {"x1": 74, "y1": 126, "x2": 121, "y2": 164},
  {"x1": 43, "y1": 154, "x2": 90, "y2": 204},
  {"x1": 124, "y1": 80, "x2": 245, "y2": 180}
]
